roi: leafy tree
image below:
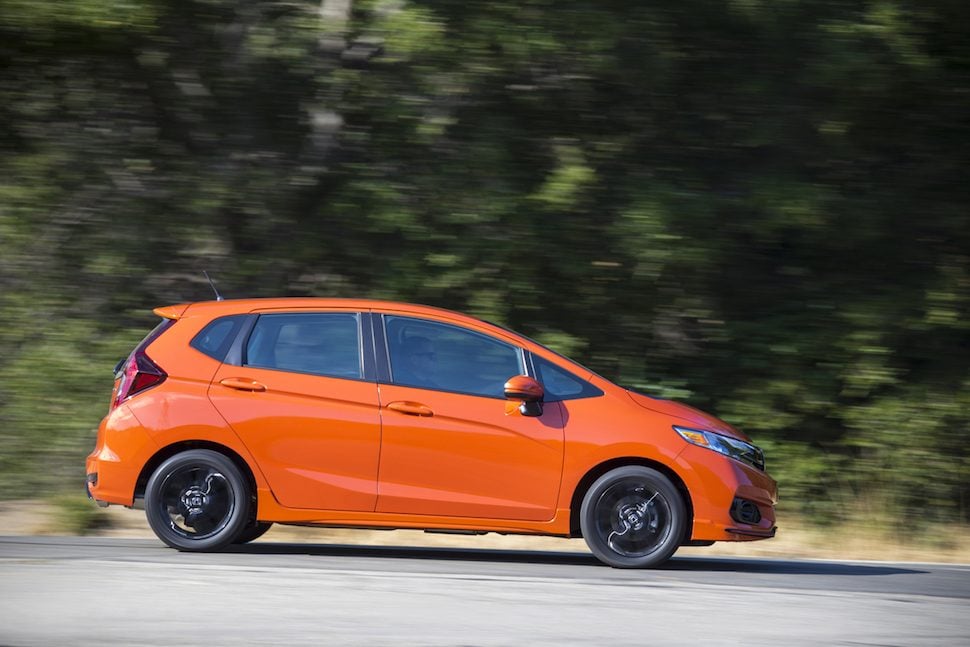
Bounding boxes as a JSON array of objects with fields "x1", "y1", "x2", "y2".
[{"x1": 1, "y1": 0, "x2": 967, "y2": 530}]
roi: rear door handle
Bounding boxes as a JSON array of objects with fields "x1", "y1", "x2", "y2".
[
  {"x1": 386, "y1": 401, "x2": 434, "y2": 417},
  {"x1": 219, "y1": 378, "x2": 267, "y2": 392}
]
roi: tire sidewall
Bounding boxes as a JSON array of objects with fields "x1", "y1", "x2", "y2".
[
  {"x1": 233, "y1": 521, "x2": 273, "y2": 545},
  {"x1": 580, "y1": 465, "x2": 686, "y2": 568},
  {"x1": 145, "y1": 449, "x2": 249, "y2": 552}
]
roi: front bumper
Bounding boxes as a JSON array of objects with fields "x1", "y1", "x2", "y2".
[{"x1": 675, "y1": 444, "x2": 778, "y2": 542}]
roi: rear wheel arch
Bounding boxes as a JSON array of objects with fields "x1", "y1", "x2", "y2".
[
  {"x1": 568, "y1": 457, "x2": 694, "y2": 543},
  {"x1": 135, "y1": 441, "x2": 259, "y2": 508}
]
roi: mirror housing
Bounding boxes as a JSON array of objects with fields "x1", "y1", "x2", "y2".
[
  {"x1": 504, "y1": 375, "x2": 544, "y2": 402},
  {"x1": 503, "y1": 375, "x2": 544, "y2": 417}
]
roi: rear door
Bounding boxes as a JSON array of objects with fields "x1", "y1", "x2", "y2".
[{"x1": 208, "y1": 310, "x2": 382, "y2": 511}]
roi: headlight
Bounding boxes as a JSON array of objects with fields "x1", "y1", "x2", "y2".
[{"x1": 674, "y1": 426, "x2": 765, "y2": 471}]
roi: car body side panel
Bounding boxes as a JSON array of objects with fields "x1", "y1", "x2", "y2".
[
  {"x1": 375, "y1": 385, "x2": 565, "y2": 521},
  {"x1": 554, "y1": 374, "x2": 777, "y2": 542},
  {"x1": 88, "y1": 310, "x2": 268, "y2": 506},
  {"x1": 555, "y1": 386, "x2": 686, "y2": 503},
  {"x1": 86, "y1": 404, "x2": 158, "y2": 505},
  {"x1": 247, "y1": 499, "x2": 575, "y2": 534},
  {"x1": 208, "y1": 365, "x2": 382, "y2": 511},
  {"x1": 86, "y1": 378, "x2": 275, "y2": 506}
]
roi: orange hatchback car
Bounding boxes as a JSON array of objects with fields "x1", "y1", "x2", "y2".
[{"x1": 86, "y1": 298, "x2": 777, "y2": 568}]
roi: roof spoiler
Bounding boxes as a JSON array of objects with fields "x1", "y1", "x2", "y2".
[{"x1": 153, "y1": 304, "x2": 191, "y2": 320}]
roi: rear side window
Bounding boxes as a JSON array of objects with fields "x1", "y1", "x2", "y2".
[
  {"x1": 245, "y1": 313, "x2": 362, "y2": 379},
  {"x1": 190, "y1": 315, "x2": 246, "y2": 361}
]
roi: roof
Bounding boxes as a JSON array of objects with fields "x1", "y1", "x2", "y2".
[{"x1": 153, "y1": 297, "x2": 525, "y2": 345}]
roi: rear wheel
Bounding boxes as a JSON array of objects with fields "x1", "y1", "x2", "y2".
[
  {"x1": 580, "y1": 465, "x2": 686, "y2": 568},
  {"x1": 145, "y1": 449, "x2": 249, "y2": 551}
]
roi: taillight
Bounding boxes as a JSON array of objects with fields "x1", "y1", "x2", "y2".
[
  {"x1": 112, "y1": 350, "x2": 167, "y2": 409},
  {"x1": 110, "y1": 318, "x2": 174, "y2": 410}
]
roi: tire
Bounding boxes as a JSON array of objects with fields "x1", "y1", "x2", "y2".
[
  {"x1": 580, "y1": 465, "x2": 686, "y2": 568},
  {"x1": 145, "y1": 449, "x2": 250, "y2": 551},
  {"x1": 233, "y1": 521, "x2": 273, "y2": 545}
]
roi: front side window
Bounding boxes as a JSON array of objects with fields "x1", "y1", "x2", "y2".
[
  {"x1": 245, "y1": 313, "x2": 362, "y2": 379},
  {"x1": 385, "y1": 316, "x2": 523, "y2": 398}
]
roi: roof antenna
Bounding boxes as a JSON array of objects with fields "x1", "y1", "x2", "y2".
[{"x1": 202, "y1": 270, "x2": 224, "y2": 301}]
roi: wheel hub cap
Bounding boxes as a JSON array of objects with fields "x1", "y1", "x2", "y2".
[
  {"x1": 180, "y1": 486, "x2": 208, "y2": 515},
  {"x1": 618, "y1": 502, "x2": 649, "y2": 531}
]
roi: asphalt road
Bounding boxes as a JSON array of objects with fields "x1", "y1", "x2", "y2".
[{"x1": 1, "y1": 536, "x2": 968, "y2": 646}]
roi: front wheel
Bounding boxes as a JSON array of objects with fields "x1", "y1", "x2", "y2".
[
  {"x1": 234, "y1": 521, "x2": 273, "y2": 545},
  {"x1": 580, "y1": 465, "x2": 686, "y2": 568},
  {"x1": 145, "y1": 449, "x2": 250, "y2": 551}
]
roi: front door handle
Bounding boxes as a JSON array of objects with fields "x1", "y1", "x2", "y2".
[
  {"x1": 219, "y1": 378, "x2": 267, "y2": 392},
  {"x1": 386, "y1": 401, "x2": 434, "y2": 417}
]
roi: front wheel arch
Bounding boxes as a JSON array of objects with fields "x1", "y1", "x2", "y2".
[{"x1": 568, "y1": 457, "x2": 694, "y2": 543}]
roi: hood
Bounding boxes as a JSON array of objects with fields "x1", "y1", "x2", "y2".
[{"x1": 625, "y1": 390, "x2": 751, "y2": 442}]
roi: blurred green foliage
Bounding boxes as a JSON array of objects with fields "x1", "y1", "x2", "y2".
[{"x1": 1, "y1": 1, "x2": 967, "y2": 529}]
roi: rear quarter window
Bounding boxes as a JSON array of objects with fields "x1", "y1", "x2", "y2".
[{"x1": 190, "y1": 315, "x2": 247, "y2": 361}]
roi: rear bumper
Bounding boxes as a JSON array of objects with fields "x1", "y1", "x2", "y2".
[
  {"x1": 85, "y1": 405, "x2": 157, "y2": 507},
  {"x1": 85, "y1": 475, "x2": 109, "y2": 507}
]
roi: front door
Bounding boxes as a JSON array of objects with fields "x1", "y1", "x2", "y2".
[{"x1": 375, "y1": 315, "x2": 565, "y2": 521}]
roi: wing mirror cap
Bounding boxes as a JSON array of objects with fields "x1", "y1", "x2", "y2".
[{"x1": 503, "y1": 375, "x2": 544, "y2": 402}]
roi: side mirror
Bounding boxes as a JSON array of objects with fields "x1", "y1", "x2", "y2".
[{"x1": 503, "y1": 375, "x2": 544, "y2": 417}]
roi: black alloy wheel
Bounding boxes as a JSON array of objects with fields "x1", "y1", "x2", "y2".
[
  {"x1": 145, "y1": 449, "x2": 250, "y2": 551},
  {"x1": 580, "y1": 465, "x2": 686, "y2": 568}
]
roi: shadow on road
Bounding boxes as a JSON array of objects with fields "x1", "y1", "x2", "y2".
[
  {"x1": 665, "y1": 555, "x2": 923, "y2": 577},
  {"x1": 227, "y1": 541, "x2": 924, "y2": 576},
  {"x1": 228, "y1": 542, "x2": 602, "y2": 566}
]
